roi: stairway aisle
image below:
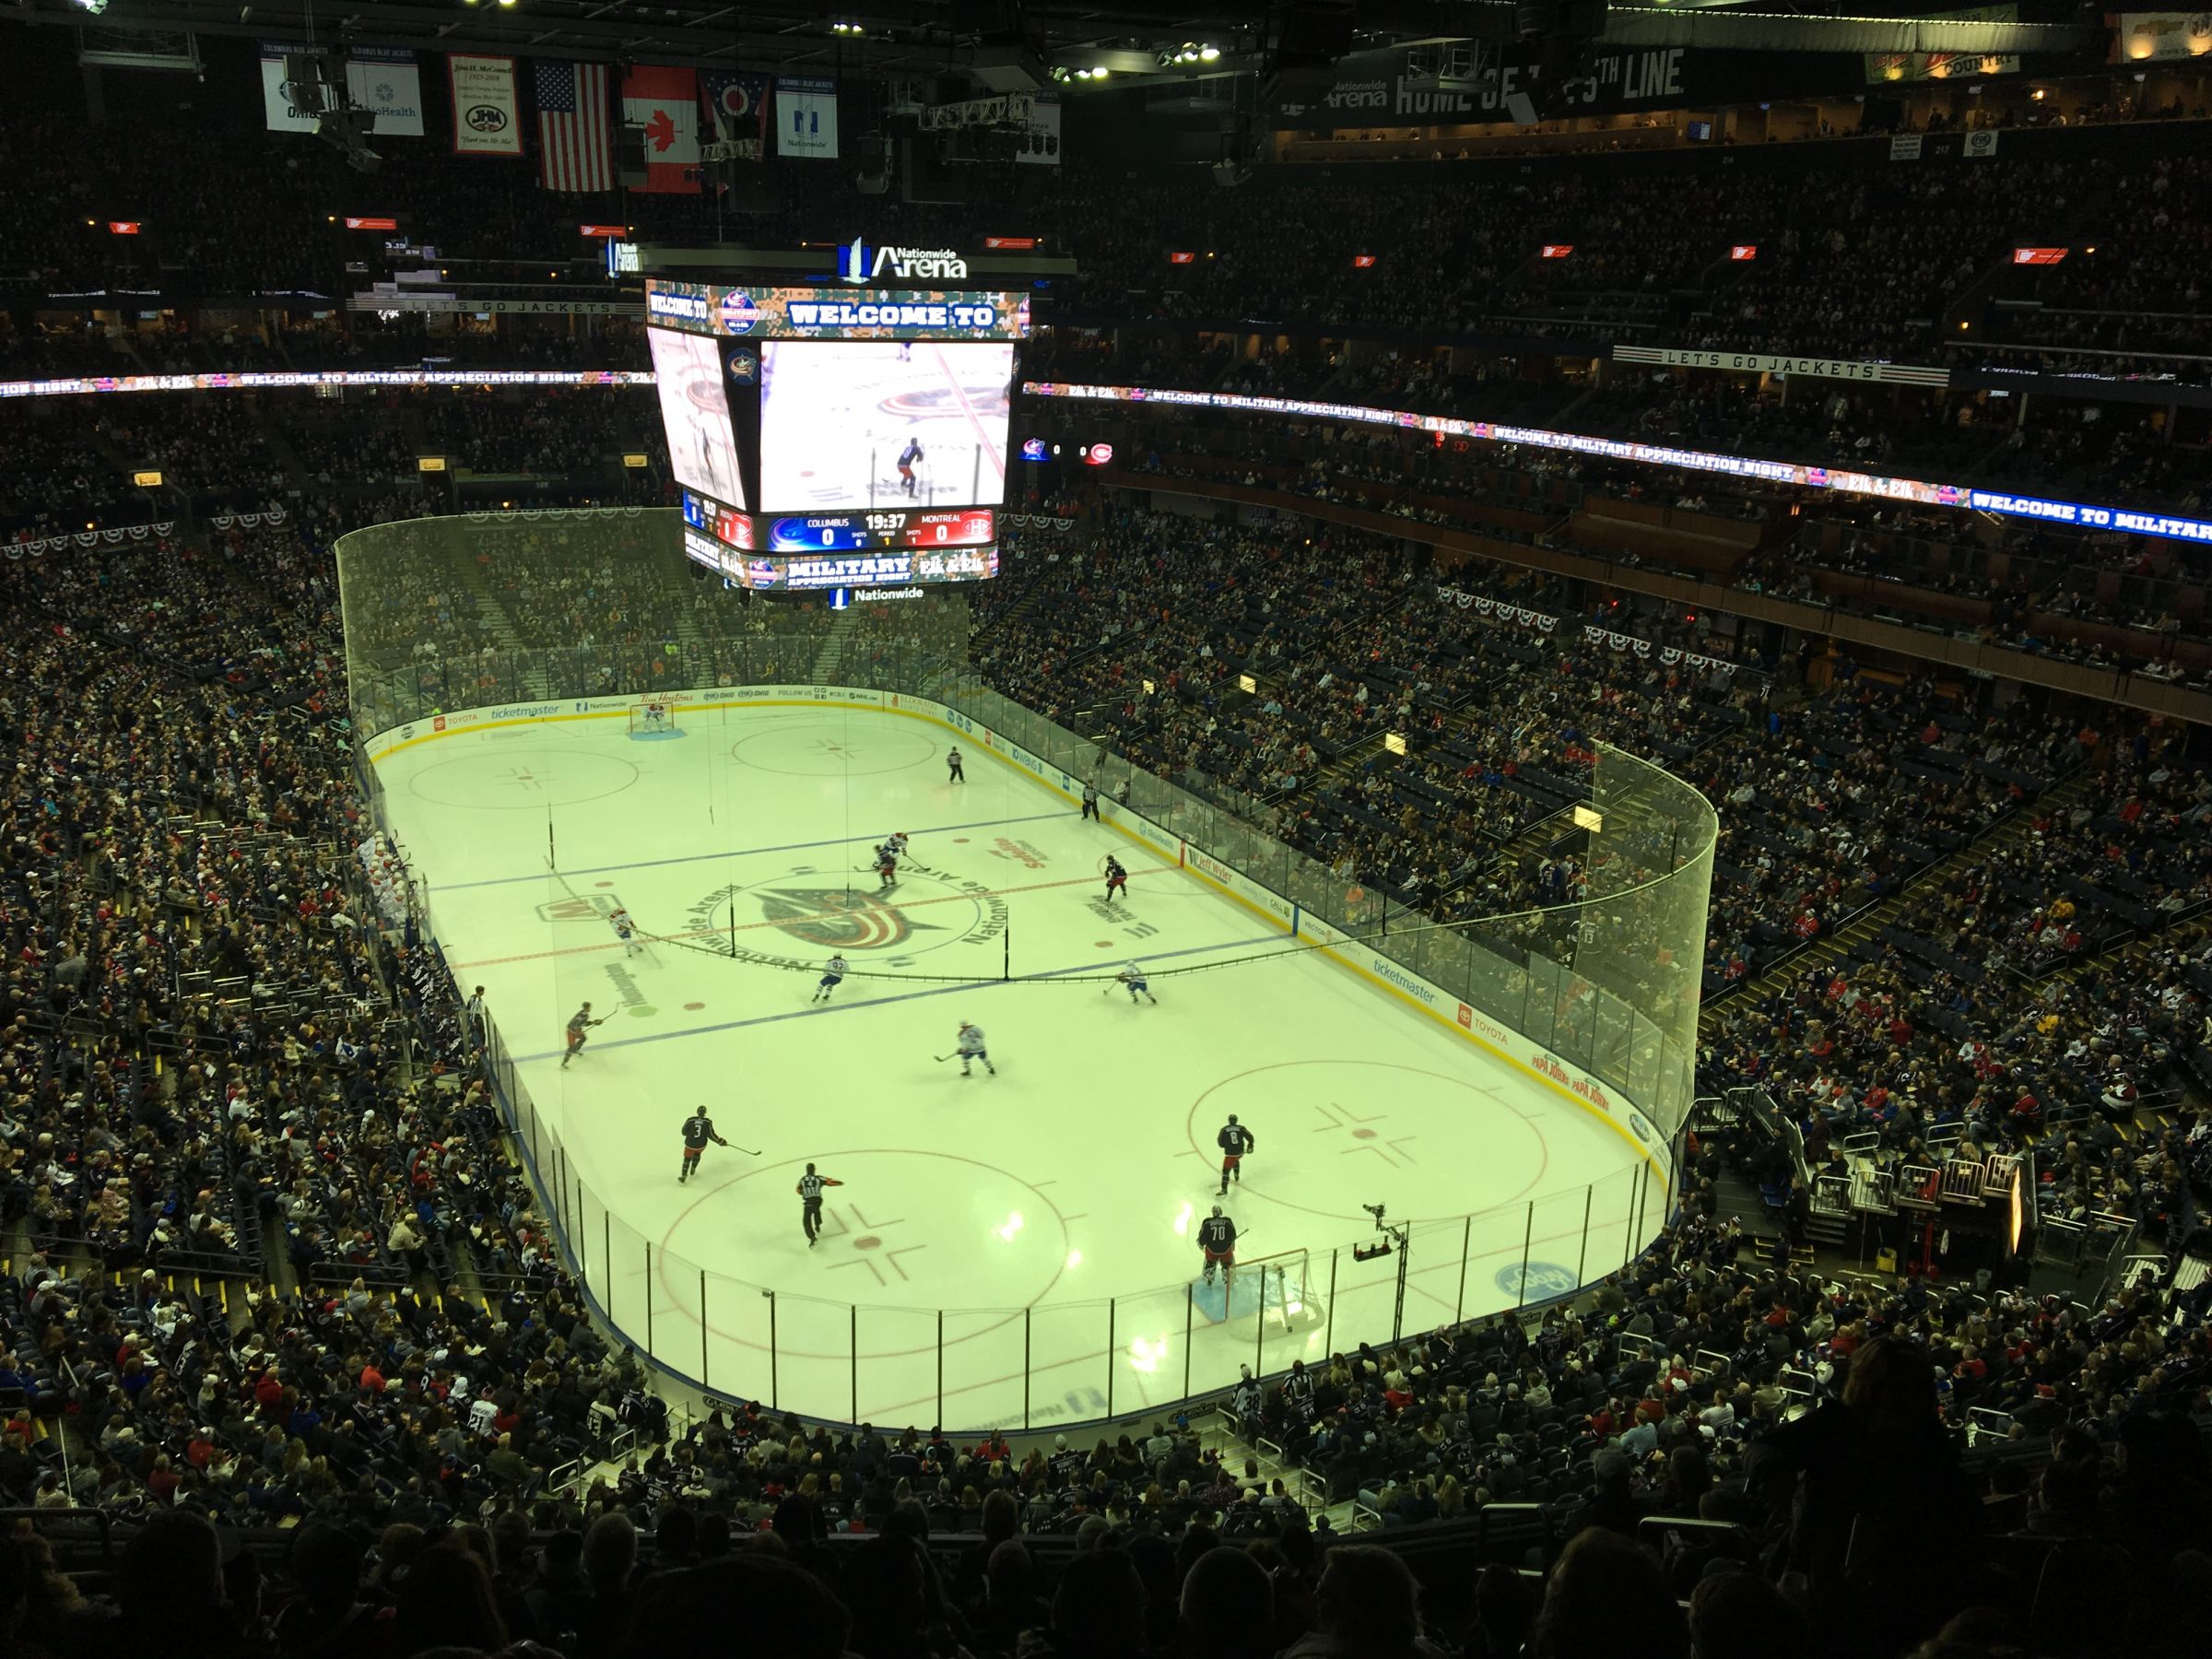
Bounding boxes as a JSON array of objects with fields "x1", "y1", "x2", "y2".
[{"x1": 810, "y1": 611, "x2": 864, "y2": 684}]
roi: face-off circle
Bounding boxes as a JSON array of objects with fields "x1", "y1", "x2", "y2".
[
  {"x1": 729, "y1": 720, "x2": 936, "y2": 777},
  {"x1": 1184, "y1": 1059, "x2": 1549, "y2": 1224},
  {"x1": 657, "y1": 1150, "x2": 1074, "y2": 1354},
  {"x1": 407, "y1": 747, "x2": 639, "y2": 810}
]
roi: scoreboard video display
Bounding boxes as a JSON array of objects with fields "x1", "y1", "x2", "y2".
[
  {"x1": 766, "y1": 507, "x2": 995, "y2": 552},
  {"x1": 684, "y1": 494, "x2": 994, "y2": 590},
  {"x1": 649, "y1": 267, "x2": 1026, "y2": 595}
]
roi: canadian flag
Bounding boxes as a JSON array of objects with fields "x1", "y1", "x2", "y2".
[{"x1": 621, "y1": 65, "x2": 700, "y2": 194}]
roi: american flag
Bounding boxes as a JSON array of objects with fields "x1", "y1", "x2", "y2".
[{"x1": 536, "y1": 61, "x2": 612, "y2": 193}]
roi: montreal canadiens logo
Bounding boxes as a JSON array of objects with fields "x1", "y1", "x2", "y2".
[{"x1": 719, "y1": 290, "x2": 759, "y2": 335}]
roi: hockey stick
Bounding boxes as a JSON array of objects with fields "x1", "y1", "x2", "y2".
[
  {"x1": 727, "y1": 1145, "x2": 762, "y2": 1157},
  {"x1": 933, "y1": 1053, "x2": 956, "y2": 1063}
]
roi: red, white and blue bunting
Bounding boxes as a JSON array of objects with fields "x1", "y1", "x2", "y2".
[{"x1": 6, "y1": 520, "x2": 178, "y2": 557}]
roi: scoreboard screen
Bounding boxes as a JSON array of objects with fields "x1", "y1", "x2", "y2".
[
  {"x1": 765, "y1": 508, "x2": 995, "y2": 552},
  {"x1": 724, "y1": 544, "x2": 997, "y2": 594},
  {"x1": 651, "y1": 270, "x2": 1015, "y2": 594}
]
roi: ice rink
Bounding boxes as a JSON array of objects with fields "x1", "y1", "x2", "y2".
[{"x1": 373, "y1": 700, "x2": 1663, "y2": 1430}]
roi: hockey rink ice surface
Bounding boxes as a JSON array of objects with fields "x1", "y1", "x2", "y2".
[{"x1": 375, "y1": 702, "x2": 1662, "y2": 1430}]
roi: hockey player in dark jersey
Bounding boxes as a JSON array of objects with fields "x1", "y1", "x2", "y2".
[
  {"x1": 679, "y1": 1107, "x2": 729, "y2": 1183},
  {"x1": 1216, "y1": 1114, "x2": 1255, "y2": 1195},
  {"x1": 1197, "y1": 1205, "x2": 1237, "y2": 1287}
]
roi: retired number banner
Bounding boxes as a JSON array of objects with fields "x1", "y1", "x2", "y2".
[{"x1": 449, "y1": 53, "x2": 523, "y2": 157}]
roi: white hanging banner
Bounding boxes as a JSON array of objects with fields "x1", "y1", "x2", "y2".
[
  {"x1": 776, "y1": 76, "x2": 840, "y2": 158},
  {"x1": 261, "y1": 42, "x2": 426, "y2": 137},
  {"x1": 449, "y1": 53, "x2": 524, "y2": 158},
  {"x1": 1014, "y1": 97, "x2": 1062, "y2": 166}
]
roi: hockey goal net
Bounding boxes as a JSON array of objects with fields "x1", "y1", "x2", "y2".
[
  {"x1": 627, "y1": 699, "x2": 677, "y2": 736},
  {"x1": 1238, "y1": 1246, "x2": 1322, "y2": 1335}
]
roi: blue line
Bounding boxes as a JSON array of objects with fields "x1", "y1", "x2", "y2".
[
  {"x1": 441, "y1": 810, "x2": 1072, "y2": 892},
  {"x1": 516, "y1": 930, "x2": 1287, "y2": 1064}
]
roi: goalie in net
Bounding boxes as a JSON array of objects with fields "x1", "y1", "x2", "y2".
[{"x1": 628, "y1": 699, "x2": 675, "y2": 736}]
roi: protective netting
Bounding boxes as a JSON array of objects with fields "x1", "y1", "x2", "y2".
[
  {"x1": 338, "y1": 507, "x2": 1715, "y2": 1428},
  {"x1": 339, "y1": 506, "x2": 1714, "y2": 1143}
]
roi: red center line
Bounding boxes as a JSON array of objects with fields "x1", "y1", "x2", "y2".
[{"x1": 450, "y1": 865, "x2": 1166, "y2": 969}]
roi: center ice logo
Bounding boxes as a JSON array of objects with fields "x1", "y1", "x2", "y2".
[
  {"x1": 757, "y1": 886, "x2": 940, "y2": 951},
  {"x1": 686, "y1": 864, "x2": 1007, "y2": 967}
]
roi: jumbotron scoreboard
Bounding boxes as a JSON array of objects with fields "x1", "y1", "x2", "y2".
[{"x1": 643, "y1": 241, "x2": 1038, "y2": 595}]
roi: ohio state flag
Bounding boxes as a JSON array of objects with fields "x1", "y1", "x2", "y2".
[{"x1": 621, "y1": 64, "x2": 700, "y2": 193}]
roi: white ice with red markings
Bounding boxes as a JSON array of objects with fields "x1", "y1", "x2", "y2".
[{"x1": 373, "y1": 703, "x2": 1656, "y2": 1431}]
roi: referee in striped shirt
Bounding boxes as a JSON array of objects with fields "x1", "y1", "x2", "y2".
[{"x1": 796, "y1": 1162, "x2": 843, "y2": 1247}]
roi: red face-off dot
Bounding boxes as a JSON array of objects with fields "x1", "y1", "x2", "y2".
[
  {"x1": 1353, "y1": 1128, "x2": 1378, "y2": 1140},
  {"x1": 684, "y1": 1002, "x2": 706, "y2": 1011},
  {"x1": 953, "y1": 837, "x2": 971, "y2": 843},
  {"x1": 853, "y1": 1236, "x2": 881, "y2": 1251},
  {"x1": 1096, "y1": 940, "x2": 1113, "y2": 948},
  {"x1": 595, "y1": 880, "x2": 614, "y2": 888}
]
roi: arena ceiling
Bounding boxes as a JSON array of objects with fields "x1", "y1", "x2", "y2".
[
  {"x1": 15, "y1": 1, "x2": 1365, "y2": 76},
  {"x1": 10, "y1": 1, "x2": 2103, "y2": 80}
]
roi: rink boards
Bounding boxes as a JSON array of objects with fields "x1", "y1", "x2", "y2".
[{"x1": 364, "y1": 685, "x2": 1672, "y2": 1428}]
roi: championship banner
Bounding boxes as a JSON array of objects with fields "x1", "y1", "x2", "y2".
[
  {"x1": 449, "y1": 54, "x2": 523, "y2": 157},
  {"x1": 1014, "y1": 97, "x2": 1062, "y2": 166},
  {"x1": 622, "y1": 65, "x2": 702, "y2": 193},
  {"x1": 1612, "y1": 345, "x2": 1950, "y2": 388},
  {"x1": 777, "y1": 76, "x2": 840, "y2": 158},
  {"x1": 261, "y1": 43, "x2": 425, "y2": 136}
]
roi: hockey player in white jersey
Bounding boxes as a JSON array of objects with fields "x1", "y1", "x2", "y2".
[
  {"x1": 955, "y1": 1020, "x2": 995, "y2": 1077},
  {"x1": 608, "y1": 906, "x2": 642, "y2": 957},
  {"x1": 813, "y1": 955, "x2": 849, "y2": 1004},
  {"x1": 883, "y1": 831, "x2": 910, "y2": 859},
  {"x1": 1117, "y1": 961, "x2": 1157, "y2": 1005}
]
